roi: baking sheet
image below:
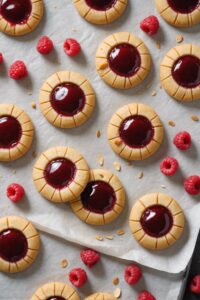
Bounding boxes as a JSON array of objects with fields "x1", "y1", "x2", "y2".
[
  {"x1": 0, "y1": 231, "x2": 183, "y2": 300},
  {"x1": 0, "y1": 0, "x2": 200, "y2": 274}
]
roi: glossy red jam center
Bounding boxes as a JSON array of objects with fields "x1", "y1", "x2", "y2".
[
  {"x1": 0, "y1": 115, "x2": 22, "y2": 149},
  {"x1": 0, "y1": 229, "x2": 28, "y2": 262},
  {"x1": 51, "y1": 83, "x2": 85, "y2": 117},
  {"x1": 141, "y1": 205, "x2": 173, "y2": 238},
  {"x1": 167, "y1": 0, "x2": 200, "y2": 13},
  {"x1": 47, "y1": 297, "x2": 65, "y2": 300},
  {"x1": 172, "y1": 55, "x2": 200, "y2": 88},
  {"x1": 119, "y1": 115, "x2": 154, "y2": 148},
  {"x1": 85, "y1": 0, "x2": 116, "y2": 10},
  {"x1": 0, "y1": 0, "x2": 32, "y2": 25},
  {"x1": 108, "y1": 44, "x2": 141, "y2": 77},
  {"x1": 45, "y1": 158, "x2": 76, "y2": 189},
  {"x1": 81, "y1": 181, "x2": 116, "y2": 214}
]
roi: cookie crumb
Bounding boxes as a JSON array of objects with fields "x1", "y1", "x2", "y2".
[
  {"x1": 12, "y1": 169, "x2": 16, "y2": 174},
  {"x1": 99, "y1": 62, "x2": 108, "y2": 70},
  {"x1": 31, "y1": 102, "x2": 36, "y2": 109},
  {"x1": 114, "y1": 287, "x2": 121, "y2": 299},
  {"x1": 176, "y1": 34, "x2": 184, "y2": 43},
  {"x1": 60, "y1": 259, "x2": 68, "y2": 268},
  {"x1": 127, "y1": 161, "x2": 132, "y2": 166},
  {"x1": 96, "y1": 130, "x2": 101, "y2": 138},
  {"x1": 137, "y1": 171, "x2": 144, "y2": 179},
  {"x1": 151, "y1": 90, "x2": 157, "y2": 96},
  {"x1": 32, "y1": 151, "x2": 37, "y2": 158},
  {"x1": 116, "y1": 229, "x2": 125, "y2": 236},
  {"x1": 106, "y1": 235, "x2": 114, "y2": 240},
  {"x1": 191, "y1": 114, "x2": 199, "y2": 122},
  {"x1": 113, "y1": 277, "x2": 119, "y2": 285},
  {"x1": 72, "y1": 28, "x2": 77, "y2": 32},
  {"x1": 114, "y1": 139, "x2": 122, "y2": 146},
  {"x1": 27, "y1": 91, "x2": 32, "y2": 96},
  {"x1": 96, "y1": 235, "x2": 104, "y2": 241},
  {"x1": 168, "y1": 120, "x2": 175, "y2": 127},
  {"x1": 114, "y1": 162, "x2": 121, "y2": 172},
  {"x1": 155, "y1": 41, "x2": 161, "y2": 49},
  {"x1": 98, "y1": 155, "x2": 104, "y2": 167}
]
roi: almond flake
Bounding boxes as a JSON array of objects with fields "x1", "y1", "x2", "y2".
[
  {"x1": 176, "y1": 34, "x2": 184, "y2": 43},
  {"x1": 155, "y1": 41, "x2": 161, "y2": 49},
  {"x1": 116, "y1": 229, "x2": 125, "y2": 236},
  {"x1": 98, "y1": 155, "x2": 104, "y2": 167},
  {"x1": 114, "y1": 162, "x2": 121, "y2": 172},
  {"x1": 137, "y1": 171, "x2": 144, "y2": 179},
  {"x1": 96, "y1": 130, "x2": 101, "y2": 138},
  {"x1": 151, "y1": 90, "x2": 157, "y2": 96},
  {"x1": 114, "y1": 139, "x2": 122, "y2": 146},
  {"x1": 191, "y1": 114, "x2": 199, "y2": 122},
  {"x1": 114, "y1": 288, "x2": 121, "y2": 299},
  {"x1": 60, "y1": 259, "x2": 68, "y2": 268},
  {"x1": 106, "y1": 235, "x2": 114, "y2": 240},
  {"x1": 112, "y1": 277, "x2": 119, "y2": 285},
  {"x1": 96, "y1": 235, "x2": 104, "y2": 241},
  {"x1": 99, "y1": 62, "x2": 108, "y2": 70},
  {"x1": 168, "y1": 120, "x2": 175, "y2": 127}
]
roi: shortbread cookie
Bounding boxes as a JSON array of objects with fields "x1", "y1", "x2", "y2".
[
  {"x1": 155, "y1": 0, "x2": 200, "y2": 27},
  {"x1": 160, "y1": 44, "x2": 200, "y2": 101},
  {"x1": 96, "y1": 32, "x2": 151, "y2": 89},
  {"x1": 85, "y1": 292, "x2": 117, "y2": 300},
  {"x1": 33, "y1": 147, "x2": 89, "y2": 203},
  {"x1": 0, "y1": 0, "x2": 44, "y2": 36},
  {"x1": 40, "y1": 71, "x2": 96, "y2": 128},
  {"x1": 129, "y1": 193, "x2": 185, "y2": 250},
  {"x1": 0, "y1": 216, "x2": 40, "y2": 273},
  {"x1": 32, "y1": 282, "x2": 80, "y2": 300},
  {"x1": 73, "y1": 0, "x2": 127, "y2": 25},
  {"x1": 108, "y1": 103, "x2": 164, "y2": 161},
  {"x1": 70, "y1": 169, "x2": 125, "y2": 225},
  {"x1": 0, "y1": 104, "x2": 34, "y2": 162}
]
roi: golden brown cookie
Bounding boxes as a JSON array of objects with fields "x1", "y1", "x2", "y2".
[
  {"x1": 85, "y1": 292, "x2": 117, "y2": 300},
  {"x1": 40, "y1": 71, "x2": 96, "y2": 128},
  {"x1": 96, "y1": 32, "x2": 151, "y2": 89},
  {"x1": 0, "y1": 216, "x2": 40, "y2": 273},
  {"x1": 160, "y1": 44, "x2": 200, "y2": 102},
  {"x1": 31, "y1": 282, "x2": 80, "y2": 300},
  {"x1": 33, "y1": 147, "x2": 89, "y2": 203},
  {"x1": 129, "y1": 193, "x2": 185, "y2": 250},
  {"x1": 107, "y1": 103, "x2": 164, "y2": 161},
  {"x1": 73, "y1": 0, "x2": 127, "y2": 25},
  {"x1": 155, "y1": 0, "x2": 200, "y2": 27},
  {"x1": 70, "y1": 169, "x2": 125, "y2": 225},
  {"x1": 0, "y1": 104, "x2": 34, "y2": 162},
  {"x1": 0, "y1": 0, "x2": 44, "y2": 36}
]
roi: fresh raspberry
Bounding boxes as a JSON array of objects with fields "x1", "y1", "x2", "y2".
[
  {"x1": 80, "y1": 249, "x2": 100, "y2": 268},
  {"x1": 7, "y1": 183, "x2": 25, "y2": 203},
  {"x1": 9, "y1": 60, "x2": 28, "y2": 80},
  {"x1": 0, "y1": 53, "x2": 3, "y2": 64},
  {"x1": 140, "y1": 16, "x2": 159, "y2": 36},
  {"x1": 184, "y1": 176, "x2": 200, "y2": 195},
  {"x1": 190, "y1": 275, "x2": 200, "y2": 294},
  {"x1": 124, "y1": 264, "x2": 142, "y2": 285},
  {"x1": 69, "y1": 268, "x2": 87, "y2": 288},
  {"x1": 173, "y1": 131, "x2": 191, "y2": 151},
  {"x1": 160, "y1": 157, "x2": 179, "y2": 176},
  {"x1": 36, "y1": 36, "x2": 54, "y2": 55},
  {"x1": 137, "y1": 291, "x2": 156, "y2": 300},
  {"x1": 63, "y1": 38, "x2": 81, "y2": 57}
]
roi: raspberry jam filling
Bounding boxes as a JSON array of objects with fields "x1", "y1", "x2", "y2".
[
  {"x1": 85, "y1": 0, "x2": 116, "y2": 11},
  {"x1": 47, "y1": 297, "x2": 65, "y2": 300},
  {"x1": 141, "y1": 205, "x2": 173, "y2": 238},
  {"x1": 81, "y1": 181, "x2": 116, "y2": 214},
  {"x1": 0, "y1": 115, "x2": 22, "y2": 149},
  {"x1": 0, "y1": 229, "x2": 28, "y2": 262},
  {"x1": 51, "y1": 83, "x2": 86, "y2": 117},
  {"x1": 44, "y1": 158, "x2": 76, "y2": 189},
  {"x1": 0, "y1": 0, "x2": 32, "y2": 25},
  {"x1": 119, "y1": 115, "x2": 154, "y2": 148},
  {"x1": 167, "y1": 0, "x2": 200, "y2": 13},
  {"x1": 172, "y1": 55, "x2": 200, "y2": 88},
  {"x1": 108, "y1": 44, "x2": 141, "y2": 77}
]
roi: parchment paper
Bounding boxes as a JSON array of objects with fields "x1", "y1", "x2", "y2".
[{"x1": 0, "y1": 0, "x2": 200, "y2": 274}]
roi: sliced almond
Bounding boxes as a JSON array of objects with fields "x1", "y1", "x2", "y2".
[
  {"x1": 98, "y1": 155, "x2": 104, "y2": 167},
  {"x1": 96, "y1": 130, "x2": 101, "y2": 138},
  {"x1": 191, "y1": 114, "x2": 199, "y2": 122},
  {"x1": 106, "y1": 235, "x2": 114, "y2": 240},
  {"x1": 151, "y1": 90, "x2": 157, "y2": 96},
  {"x1": 114, "y1": 162, "x2": 121, "y2": 172},
  {"x1": 176, "y1": 34, "x2": 184, "y2": 43},
  {"x1": 116, "y1": 229, "x2": 125, "y2": 236},
  {"x1": 112, "y1": 277, "x2": 119, "y2": 285},
  {"x1": 168, "y1": 120, "x2": 175, "y2": 127},
  {"x1": 96, "y1": 235, "x2": 104, "y2": 241},
  {"x1": 60, "y1": 259, "x2": 68, "y2": 268},
  {"x1": 114, "y1": 287, "x2": 121, "y2": 299},
  {"x1": 99, "y1": 62, "x2": 108, "y2": 70}
]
